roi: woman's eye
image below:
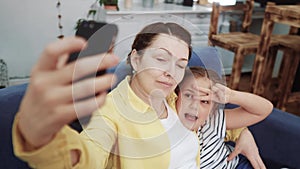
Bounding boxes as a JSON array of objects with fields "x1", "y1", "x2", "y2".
[
  {"x1": 176, "y1": 63, "x2": 186, "y2": 69},
  {"x1": 156, "y1": 58, "x2": 167, "y2": 62},
  {"x1": 156, "y1": 57, "x2": 168, "y2": 62},
  {"x1": 201, "y1": 100, "x2": 210, "y2": 104},
  {"x1": 176, "y1": 61, "x2": 187, "y2": 69}
]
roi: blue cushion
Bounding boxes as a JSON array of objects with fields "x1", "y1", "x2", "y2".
[
  {"x1": 249, "y1": 108, "x2": 300, "y2": 168},
  {"x1": 107, "y1": 58, "x2": 131, "y2": 90},
  {"x1": 188, "y1": 46, "x2": 224, "y2": 78},
  {"x1": 0, "y1": 84, "x2": 30, "y2": 169},
  {"x1": 226, "y1": 104, "x2": 300, "y2": 168}
]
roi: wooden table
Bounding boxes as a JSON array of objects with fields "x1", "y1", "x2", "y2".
[{"x1": 251, "y1": 4, "x2": 300, "y2": 101}]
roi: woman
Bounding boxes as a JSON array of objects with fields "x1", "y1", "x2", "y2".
[
  {"x1": 13, "y1": 22, "x2": 199, "y2": 168},
  {"x1": 13, "y1": 22, "x2": 263, "y2": 169}
]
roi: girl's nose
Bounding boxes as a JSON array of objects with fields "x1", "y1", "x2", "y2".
[{"x1": 189, "y1": 100, "x2": 199, "y2": 111}]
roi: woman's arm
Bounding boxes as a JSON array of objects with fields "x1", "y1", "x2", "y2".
[
  {"x1": 12, "y1": 36, "x2": 119, "y2": 168},
  {"x1": 227, "y1": 128, "x2": 266, "y2": 169}
]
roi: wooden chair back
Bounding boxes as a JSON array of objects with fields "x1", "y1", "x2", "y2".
[{"x1": 208, "y1": 0, "x2": 255, "y2": 43}]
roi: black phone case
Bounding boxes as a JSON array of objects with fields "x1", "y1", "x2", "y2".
[
  {"x1": 68, "y1": 20, "x2": 118, "y2": 63},
  {"x1": 68, "y1": 20, "x2": 118, "y2": 127}
]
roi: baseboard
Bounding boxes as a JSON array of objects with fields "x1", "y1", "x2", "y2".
[
  {"x1": 223, "y1": 67, "x2": 253, "y2": 75},
  {"x1": 9, "y1": 78, "x2": 29, "y2": 87}
]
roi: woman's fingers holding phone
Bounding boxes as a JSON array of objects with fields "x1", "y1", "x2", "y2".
[
  {"x1": 71, "y1": 73, "x2": 116, "y2": 101},
  {"x1": 61, "y1": 52, "x2": 119, "y2": 84},
  {"x1": 33, "y1": 36, "x2": 86, "y2": 72},
  {"x1": 16, "y1": 37, "x2": 119, "y2": 148},
  {"x1": 68, "y1": 91, "x2": 108, "y2": 121},
  {"x1": 36, "y1": 52, "x2": 119, "y2": 86}
]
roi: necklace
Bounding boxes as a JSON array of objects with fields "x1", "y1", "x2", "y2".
[
  {"x1": 152, "y1": 101, "x2": 168, "y2": 119},
  {"x1": 157, "y1": 101, "x2": 168, "y2": 119}
]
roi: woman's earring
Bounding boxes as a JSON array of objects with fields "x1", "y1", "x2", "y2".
[{"x1": 132, "y1": 70, "x2": 136, "y2": 75}]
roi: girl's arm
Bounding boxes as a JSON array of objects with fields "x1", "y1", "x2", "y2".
[{"x1": 210, "y1": 83, "x2": 273, "y2": 129}]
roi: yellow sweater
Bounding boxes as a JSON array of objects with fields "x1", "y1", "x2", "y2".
[{"x1": 13, "y1": 77, "x2": 200, "y2": 169}]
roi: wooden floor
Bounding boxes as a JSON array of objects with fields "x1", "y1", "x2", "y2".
[{"x1": 226, "y1": 73, "x2": 300, "y2": 117}]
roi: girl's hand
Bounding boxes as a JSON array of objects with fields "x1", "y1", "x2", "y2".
[
  {"x1": 195, "y1": 83, "x2": 233, "y2": 104},
  {"x1": 210, "y1": 83, "x2": 232, "y2": 104}
]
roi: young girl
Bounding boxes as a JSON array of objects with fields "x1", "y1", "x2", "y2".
[{"x1": 175, "y1": 66, "x2": 273, "y2": 168}]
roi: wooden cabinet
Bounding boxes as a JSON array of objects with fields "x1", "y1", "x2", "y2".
[
  {"x1": 183, "y1": 13, "x2": 211, "y2": 46},
  {"x1": 103, "y1": 3, "x2": 212, "y2": 60}
]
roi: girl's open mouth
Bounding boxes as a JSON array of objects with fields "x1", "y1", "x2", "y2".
[{"x1": 184, "y1": 113, "x2": 198, "y2": 121}]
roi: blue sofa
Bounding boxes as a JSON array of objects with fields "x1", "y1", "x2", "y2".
[{"x1": 1, "y1": 47, "x2": 300, "y2": 169}]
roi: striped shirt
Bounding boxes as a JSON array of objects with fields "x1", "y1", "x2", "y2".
[{"x1": 198, "y1": 108, "x2": 239, "y2": 169}]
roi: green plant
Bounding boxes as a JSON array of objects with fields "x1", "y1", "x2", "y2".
[
  {"x1": 86, "y1": 0, "x2": 119, "y2": 20},
  {"x1": 99, "y1": 0, "x2": 118, "y2": 6},
  {"x1": 99, "y1": 0, "x2": 119, "y2": 11}
]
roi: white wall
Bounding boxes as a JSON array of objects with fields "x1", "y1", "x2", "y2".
[
  {"x1": 0, "y1": 0, "x2": 291, "y2": 78},
  {"x1": 0, "y1": 0, "x2": 95, "y2": 78}
]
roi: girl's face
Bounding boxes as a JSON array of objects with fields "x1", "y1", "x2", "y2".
[
  {"x1": 130, "y1": 34, "x2": 189, "y2": 100},
  {"x1": 176, "y1": 76, "x2": 214, "y2": 131}
]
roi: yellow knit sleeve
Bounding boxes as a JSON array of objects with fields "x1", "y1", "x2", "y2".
[
  {"x1": 225, "y1": 127, "x2": 246, "y2": 142},
  {"x1": 12, "y1": 113, "x2": 111, "y2": 169}
]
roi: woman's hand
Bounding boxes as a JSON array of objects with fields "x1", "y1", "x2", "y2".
[
  {"x1": 228, "y1": 128, "x2": 266, "y2": 169},
  {"x1": 17, "y1": 37, "x2": 119, "y2": 149}
]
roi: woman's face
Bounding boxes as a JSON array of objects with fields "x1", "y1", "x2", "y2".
[
  {"x1": 176, "y1": 76, "x2": 214, "y2": 131},
  {"x1": 131, "y1": 34, "x2": 189, "y2": 99}
]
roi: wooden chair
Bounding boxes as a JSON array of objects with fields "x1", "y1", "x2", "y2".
[
  {"x1": 275, "y1": 34, "x2": 300, "y2": 110},
  {"x1": 208, "y1": 0, "x2": 278, "y2": 89},
  {"x1": 259, "y1": 32, "x2": 300, "y2": 110},
  {"x1": 251, "y1": 2, "x2": 300, "y2": 111}
]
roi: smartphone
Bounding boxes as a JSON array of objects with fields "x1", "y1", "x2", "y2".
[
  {"x1": 68, "y1": 20, "x2": 118, "y2": 77},
  {"x1": 68, "y1": 20, "x2": 118, "y2": 127}
]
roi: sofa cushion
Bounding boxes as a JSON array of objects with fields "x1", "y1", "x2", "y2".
[
  {"x1": 0, "y1": 84, "x2": 30, "y2": 169},
  {"x1": 249, "y1": 108, "x2": 300, "y2": 169},
  {"x1": 226, "y1": 103, "x2": 300, "y2": 168}
]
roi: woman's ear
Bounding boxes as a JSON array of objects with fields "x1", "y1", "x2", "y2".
[{"x1": 130, "y1": 49, "x2": 140, "y2": 71}]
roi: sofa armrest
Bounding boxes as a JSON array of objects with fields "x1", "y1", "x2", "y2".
[{"x1": 249, "y1": 108, "x2": 300, "y2": 168}]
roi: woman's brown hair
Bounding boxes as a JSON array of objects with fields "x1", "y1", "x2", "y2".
[{"x1": 127, "y1": 22, "x2": 192, "y2": 73}]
